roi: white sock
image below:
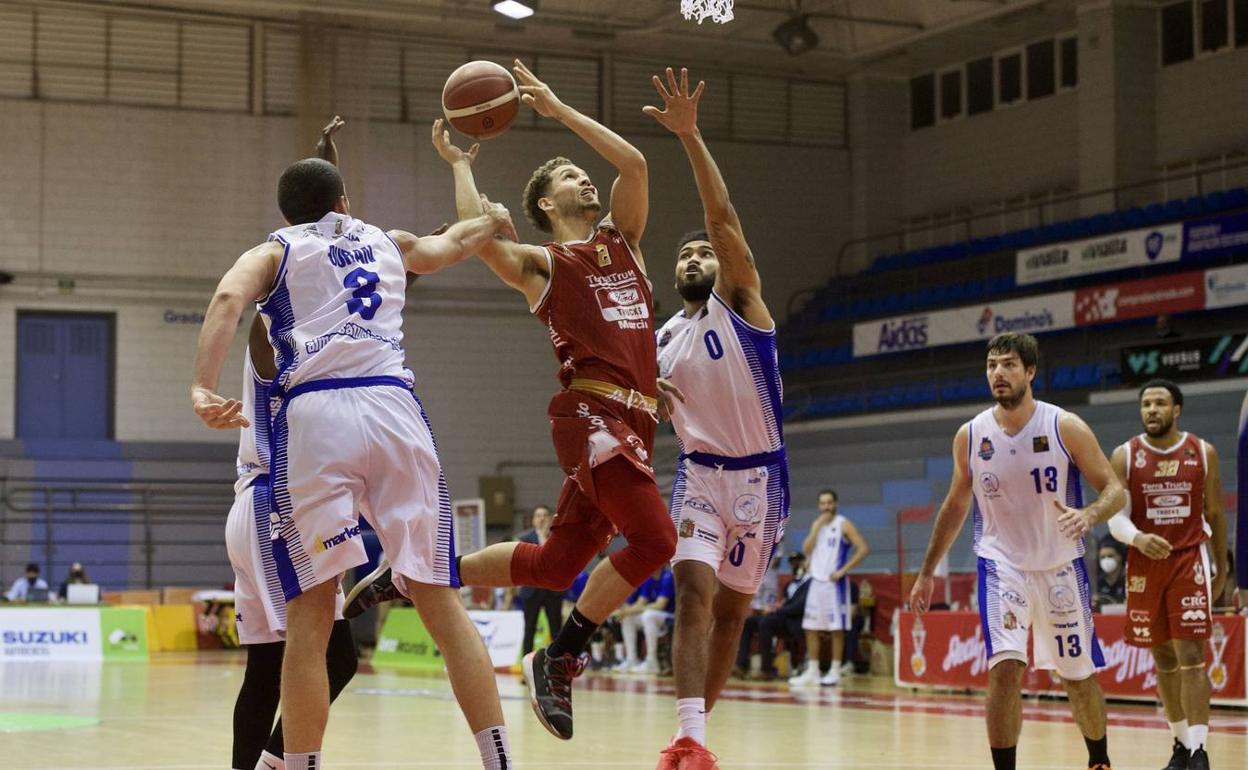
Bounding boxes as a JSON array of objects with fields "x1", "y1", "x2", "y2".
[
  {"x1": 255, "y1": 751, "x2": 286, "y2": 770},
  {"x1": 675, "y1": 697, "x2": 707, "y2": 745},
  {"x1": 474, "y1": 725, "x2": 512, "y2": 770},
  {"x1": 283, "y1": 752, "x2": 319, "y2": 770},
  {"x1": 1188, "y1": 724, "x2": 1208, "y2": 751},
  {"x1": 1169, "y1": 719, "x2": 1190, "y2": 749}
]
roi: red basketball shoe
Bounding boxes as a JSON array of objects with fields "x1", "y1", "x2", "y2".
[{"x1": 655, "y1": 736, "x2": 719, "y2": 770}]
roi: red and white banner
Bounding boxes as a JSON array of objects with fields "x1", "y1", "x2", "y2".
[
  {"x1": 1073, "y1": 271, "x2": 1206, "y2": 325},
  {"x1": 895, "y1": 611, "x2": 1247, "y2": 706}
]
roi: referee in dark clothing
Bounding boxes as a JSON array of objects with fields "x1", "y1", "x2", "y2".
[{"x1": 518, "y1": 504, "x2": 565, "y2": 656}]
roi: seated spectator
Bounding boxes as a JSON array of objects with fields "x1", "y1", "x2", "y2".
[
  {"x1": 6, "y1": 563, "x2": 49, "y2": 603},
  {"x1": 736, "y1": 552, "x2": 810, "y2": 680},
  {"x1": 614, "y1": 579, "x2": 653, "y2": 671},
  {"x1": 1094, "y1": 537, "x2": 1127, "y2": 611},
  {"x1": 637, "y1": 565, "x2": 675, "y2": 675},
  {"x1": 58, "y1": 562, "x2": 89, "y2": 600}
]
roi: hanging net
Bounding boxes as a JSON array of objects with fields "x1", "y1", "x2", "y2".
[{"x1": 680, "y1": 0, "x2": 734, "y2": 25}]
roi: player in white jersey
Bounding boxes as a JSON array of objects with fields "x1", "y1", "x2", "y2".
[
  {"x1": 788, "y1": 489, "x2": 868, "y2": 688},
  {"x1": 910, "y1": 333, "x2": 1126, "y2": 770},
  {"x1": 647, "y1": 69, "x2": 788, "y2": 770},
  {"x1": 192, "y1": 157, "x2": 517, "y2": 770},
  {"x1": 226, "y1": 315, "x2": 357, "y2": 770}
]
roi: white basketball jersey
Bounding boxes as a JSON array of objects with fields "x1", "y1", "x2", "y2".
[
  {"x1": 656, "y1": 291, "x2": 783, "y2": 457},
  {"x1": 967, "y1": 400, "x2": 1084, "y2": 571},
  {"x1": 808, "y1": 515, "x2": 851, "y2": 582},
  {"x1": 260, "y1": 212, "x2": 411, "y2": 391},
  {"x1": 234, "y1": 353, "x2": 273, "y2": 494}
]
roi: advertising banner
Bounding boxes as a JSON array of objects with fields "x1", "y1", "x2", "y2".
[
  {"x1": 99, "y1": 607, "x2": 150, "y2": 661},
  {"x1": 895, "y1": 611, "x2": 1247, "y2": 705},
  {"x1": 373, "y1": 608, "x2": 525, "y2": 671},
  {"x1": 1119, "y1": 333, "x2": 1248, "y2": 385},
  {"x1": 1184, "y1": 211, "x2": 1248, "y2": 257},
  {"x1": 852, "y1": 292, "x2": 1073, "y2": 357},
  {"x1": 1073, "y1": 271, "x2": 1205, "y2": 325},
  {"x1": 1203, "y1": 264, "x2": 1248, "y2": 310},
  {"x1": 0, "y1": 608, "x2": 103, "y2": 662},
  {"x1": 1016, "y1": 224, "x2": 1183, "y2": 286}
]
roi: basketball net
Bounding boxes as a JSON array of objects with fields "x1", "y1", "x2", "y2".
[{"x1": 681, "y1": 0, "x2": 734, "y2": 24}]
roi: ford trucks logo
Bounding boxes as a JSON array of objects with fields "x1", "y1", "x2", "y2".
[
  {"x1": 609, "y1": 288, "x2": 639, "y2": 305},
  {"x1": 1153, "y1": 494, "x2": 1183, "y2": 506}
]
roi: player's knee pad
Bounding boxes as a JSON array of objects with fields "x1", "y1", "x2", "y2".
[
  {"x1": 241, "y1": 641, "x2": 284, "y2": 692},
  {"x1": 512, "y1": 541, "x2": 582, "y2": 592}
]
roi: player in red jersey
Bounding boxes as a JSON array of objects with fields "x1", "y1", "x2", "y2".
[
  {"x1": 433, "y1": 59, "x2": 674, "y2": 741},
  {"x1": 1108, "y1": 379, "x2": 1228, "y2": 770}
]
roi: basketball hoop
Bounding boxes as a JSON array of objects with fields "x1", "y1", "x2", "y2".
[{"x1": 681, "y1": 0, "x2": 734, "y2": 24}]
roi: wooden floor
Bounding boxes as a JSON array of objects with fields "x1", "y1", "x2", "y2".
[{"x1": 2, "y1": 653, "x2": 1245, "y2": 769}]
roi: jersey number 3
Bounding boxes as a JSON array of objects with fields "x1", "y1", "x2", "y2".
[{"x1": 344, "y1": 268, "x2": 382, "y2": 321}]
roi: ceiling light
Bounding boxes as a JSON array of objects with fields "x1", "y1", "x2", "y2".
[
  {"x1": 773, "y1": 14, "x2": 818, "y2": 55},
  {"x1": 493, "y1": 0, "x2": 536, "y2": 20}
]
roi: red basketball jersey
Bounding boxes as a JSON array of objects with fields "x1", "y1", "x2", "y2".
[
  {"x1": 1124, "y1": 432, "x2": 1211, "y2": 552},
  {"x1": 533, "y1": 222, "x2": 656, "y2": 397}
]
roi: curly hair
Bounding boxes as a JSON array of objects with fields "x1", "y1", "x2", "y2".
[{"x1": 522, "y1": 156, "x2": 573, "y2": 233}]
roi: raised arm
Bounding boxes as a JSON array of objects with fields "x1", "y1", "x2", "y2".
[
  {"x1": 388, "y1": 200, "x2": 517, "y2": 276},
  {"x1": 431, "y1": 120, "x2": 550, "y2": 306},
  {"x1": 910, "y1": 425, "x2": 974, "y2": 613},
  {"x1": 1054, "y1": 412, "x2": 1126, "y2": 538},
  {"x1": 315, "y1": 115, "x2": 345, "y2": 166},
  {"x1": 191, "y1": 242, "x2": 283, "y2": 429},
  {"x1": 513, "y1": 59, "x2": 648, "y2": 253},
  {"x1": 645, "y1": 67, "x2": 768, "y2": 328},
  {"x1": 1203, "y1": 442, "x2": 1229, "y2": 603}
]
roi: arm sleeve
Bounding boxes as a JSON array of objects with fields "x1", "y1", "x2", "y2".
[{"x1": 1107, "y1": 509, "x2": 1141, "y2": 546}]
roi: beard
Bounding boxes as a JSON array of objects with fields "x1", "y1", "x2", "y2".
[
  {"x1": 677, "y1": 274, "x2": 714, "y2": 302},
  {"x1": 1144, "y1": 415, "x2": 1174, "y2": 437},
  {"x1": 557, "y1": 196, "x2": 601, "y2": 223},
  {"x1": 994, "y1": 382, "x2": 1027, "y2": 410}
]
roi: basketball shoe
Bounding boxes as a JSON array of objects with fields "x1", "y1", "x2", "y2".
[
  {"x1": 787, "y1": 664, "x2": 820, "y2": 687},
  {"x1": 1161, "y1": 739, "x2": 1190, "y2": 770},
  {"x1": 523, "y1": 648, "x2": 587, "y2": 740},
  {"x1": 343, "y1": 560, "x2": 399, "y2": 619},
  {"x1": 1188, "y1": 747, "x2": 1209, "y2": 770},
  {"x1": 656, "y1": 736, "x2": 719, "y2": 770}
]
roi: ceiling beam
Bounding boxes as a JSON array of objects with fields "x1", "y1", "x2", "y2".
[{"x1": 734, "y1": 2, "x2": 924, "y2": 30}]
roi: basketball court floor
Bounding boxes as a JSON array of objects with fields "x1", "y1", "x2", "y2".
[{"x1": 3, "y1": 654, "x2": 1245, "y2": 769}]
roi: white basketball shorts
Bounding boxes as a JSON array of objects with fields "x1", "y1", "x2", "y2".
[
  {"x1": 802, "y1": 577, "x2": 852, "y2": 632},
  {"x1": 269, "y1": 379, "x2": 457, "y2": 602},
  {"x1": 225, "y1": 476, "x2": 343, "y2": 645},
  {"x1": 978, "y1": 556, "x2": 1105, "y2": 680},
  {"x1": 669, "y1": 452, "x2": 787, "y2": 595}
]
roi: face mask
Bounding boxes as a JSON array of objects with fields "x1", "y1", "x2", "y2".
[{"x1": 1099, "y1": 557, "x2": 1119, "y2": 574}]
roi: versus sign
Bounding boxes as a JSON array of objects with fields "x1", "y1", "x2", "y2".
[
  {"x1": 1016, "y1": 224, "x2": 1182, "y2": 286},
  {"x1": 1119, "y1": 333, "x2": 1248, "y2": 385}
]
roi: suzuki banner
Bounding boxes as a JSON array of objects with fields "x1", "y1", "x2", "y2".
[
  {"x1": 1119, "y1": 333, "x2": 1248, "y2": 385},
  {"x1": 0, "y1": 607, "x2": 150, "y2": 662},
  {"x1": 895, "y1": 611, "x2": 1247, "y2": 705},
  {"x1": 1016, "y1": 224, "x2": 1183, "y2": 286}
]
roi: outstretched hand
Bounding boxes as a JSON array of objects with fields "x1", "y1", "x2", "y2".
[
  {"x1": 513, "y1": 59, "x2": 565, "y2": 119},
  {"x1": 479, "y1": 194, "x2": 519, "y2": 242},
  {"x1": 431, "y1": 119, "x2": 479, "y2": 165},
  {"x1": 191, "y1": 386, "x2": 249, "y2": 430},
  {"x1": 642, "y1": 67, "x2": 705, "y2": 136}
]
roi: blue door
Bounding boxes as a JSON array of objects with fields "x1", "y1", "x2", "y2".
[{"x1": 17, "y1": 313, "x2": 114, "y2": 440}]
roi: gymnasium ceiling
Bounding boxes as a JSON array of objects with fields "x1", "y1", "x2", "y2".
[{"x1": 98, "y1": 0, "x2": 1053, "y2": 78}]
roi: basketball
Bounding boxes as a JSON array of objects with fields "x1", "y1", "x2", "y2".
[{"x1": 442, "y1": 60, "x2": 520, "y2": 140}]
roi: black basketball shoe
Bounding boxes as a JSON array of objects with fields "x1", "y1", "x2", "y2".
[
  {"x1": 522, "y1": 647, "x2": 587, "y2": 740},
  {"x1": 1162, "y1": 739, "x2": 1191, "y2": 770},
  {"x1": 1187, "y1": 747, "x2": 1208, "y2": 770},
  {"x1": 343, "y1": 560, "x2": 400, "y2": 619}
]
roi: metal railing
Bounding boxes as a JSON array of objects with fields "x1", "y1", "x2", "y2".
[
  {"x1": 831, "y1": 153, "x2": 1248, "y2": 277},
  {"x1": 0, "y1": 477, "x2": 235, "y2": 591}
]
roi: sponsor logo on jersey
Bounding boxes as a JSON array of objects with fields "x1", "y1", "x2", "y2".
[
  {"x1": 1128, "y1": 575, "x2": 1147, "y2": 593},
  {"x1": 596, "y1": 243, "x2": 612, "y2": 267},
  {"x1": 1180, "y1": 593, "x2": 1207, "y2": 608},
  {"x1": 1129, "y1": 609, "x2": 1150, "y2": 622},
  {"x1": 979, "y1": 472, "x2": 1001, "y2": 496},
  {"x1": 1001, "y1": 590, "x2": 1027, "y2": 607},
  {"x1": 1032, "y1": 435, "x2": 1050, "y2": 453},
  {"x1": 1133, "y1": 626, "x2": 1151, "y2": 639},
  {"x1": 1048, "y1": 585, "x2": 1077, "y2": 612},
  {"x1": 1002, "y1": 611, "x2": 1018, "y2": 630},
  {"x1": 1194, "y1": 561, "x2": 1205, "y2": 585},
  {"x1": 1135, "y1": 448, "x2": 1147, "y2": 469},
  {"x1": 679, "y1": 518, "x2": 695, "y2": 538},
  {"x1": 685, "y1": 497, "x2": 717, "y2": 515},
  {"x1": 315, "y1": 524, "x2": 362, "y2": 554},
  {"x1": 978, "y1": 437, "x2": 996, "y2": 461},
  {"x1": 658, "y1": 330, "x2": 671, "y2": 347},
  {"x1": 733, "y1": 494, "x2": 763, "y2": 524},
  {"x1": 1181, "y1": 609, "x2": 1207, "y2": 622}
]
